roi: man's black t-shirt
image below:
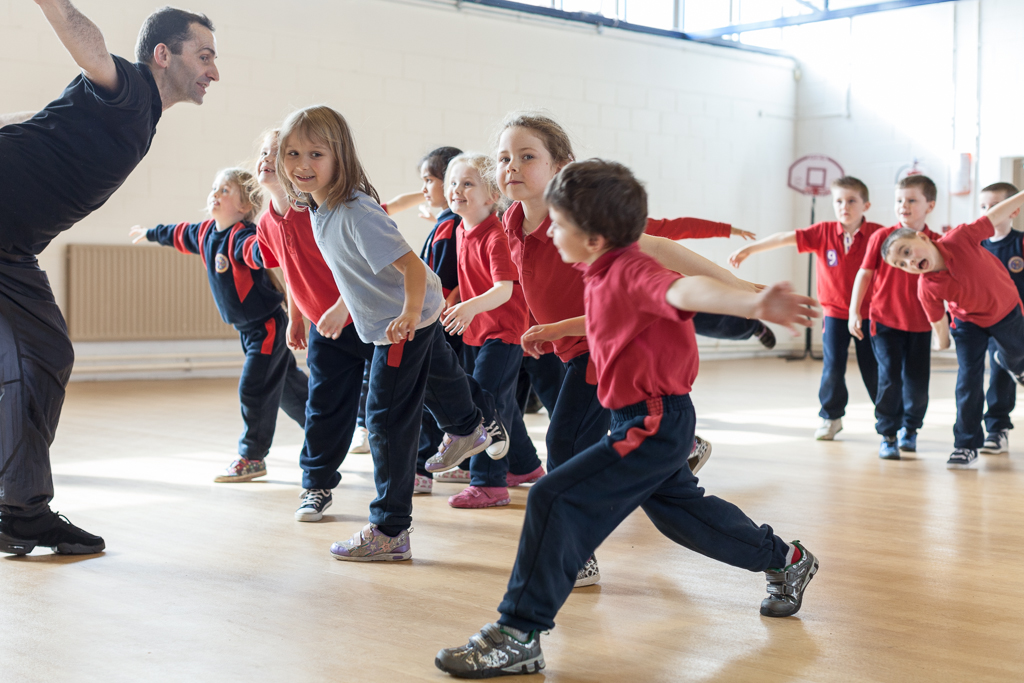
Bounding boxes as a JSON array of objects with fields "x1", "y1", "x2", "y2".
[{"x1": 0, "y1": 55, "x2": 162, "y2": 256}]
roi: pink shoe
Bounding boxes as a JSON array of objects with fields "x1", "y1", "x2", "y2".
[
  {"x1": 507, "y1": 465, "x2": 545, "y2": 487},
  {"x1": 448, "y1": 485, "x2": 511, "y2": 509}
]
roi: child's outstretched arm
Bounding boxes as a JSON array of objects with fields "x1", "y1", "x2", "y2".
[
  {"x1": 729, "y1": 231, "x2": 798, "y2": 268},
  {"x1": 388, "y1": 251, "x2": 427, "y2": 343},
  {"x1": 847, "y1": 268, "x2": 873, "y2": 340},
  {"x1": 383, "y1": 192, "x2": 431, "y2": 219},
  {"x1": 666, "y1": 278, "x2": 819, "y2": 333},
  {"x1": 931, "y1": 316, "x2": 950, "y2": 351},
  {"x1": 35, "y1": 0, "x2": 118, "y2": 92},
  {"x1": 987, "y1": 190, "x2": 1024, "y2": 227},
  {"x1": 129, "y1": 222, "x2": 205, "y2": 254},
  {"x1": 639, "y1": 234, "x2": 762, "y2": 293},
  {"x1": 521, "y1": 316, "x2": 587, "y2": 359},
  {"x1": 441, "y1": 281, "x2": 512, "y2": 336}
]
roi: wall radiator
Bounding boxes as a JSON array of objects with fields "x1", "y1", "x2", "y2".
[{"x1": 67, "y1": 243, "x2": 236, "y2": 342}]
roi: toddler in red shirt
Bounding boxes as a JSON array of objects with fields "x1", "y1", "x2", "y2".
[
  {"x1": 730, "y1": 176, "x2": 882, "y2": 440},
  {"x1": 849, "y1": 175, "x2": 942, "y2": 460},
  {"x1": 881, "y1": 187, "x2": 1024, "y2": 468},
  {"x1": 428, "y1": 153, "x2": 544, "y2": 508},
  {"x1": 435, "y1": 159, "x2": 820, "y2": 679}
]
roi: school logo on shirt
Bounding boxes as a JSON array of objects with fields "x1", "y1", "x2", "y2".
[
  {"x1": 1010, "y1": 256, "x2": 1024, "y2": 273},
  {"x1": 826, "y1": 249, "x2": 838, "y2": 267},
  {"x1": 215, "y1": 254, "x2": 229, "y2": 273}
]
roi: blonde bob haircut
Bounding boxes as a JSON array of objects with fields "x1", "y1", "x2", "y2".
[
  {"x1": 445, "y1": 153, "x2": 501, "y2": 209},
  {"x1": 217, "y1": 167, "x2": 263, "y2": 223},
  {"x1": 277, "y1": 105, "x2": 380, "y2": 210}
]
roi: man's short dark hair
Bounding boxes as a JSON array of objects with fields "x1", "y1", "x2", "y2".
[
  {"x1": 135, "y1": 7, "x2": 215, "y2": 64},
  {"x1": 981, "y1": 182, "x2": 1019, "y2": 202},
  {"x1": 897, "y1": 174, "x2": 937, "y2": 203},
  {"x1": 545, "y1": 160, "x2": 647, "y2": 249}
]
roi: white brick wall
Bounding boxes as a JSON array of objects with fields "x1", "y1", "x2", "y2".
[{"x1": 0, "y1": 0, "x2": 798, "y2": 352}]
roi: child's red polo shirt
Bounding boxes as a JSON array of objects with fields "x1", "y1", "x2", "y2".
[
  {"x1": 918, "y1": 216, "x2": 1021, "y2": 327},
  {"x1": 456, "y1": 213, "x2": 529, "y2": 347},
  {"x1": 861, "y1": 224, "x2": 941, "y2": 333},
  {"x1": 257, "y1": 205, "x2": 349, "y2": 326},
  {"x1": 795, "y1": 220, "x2": 883, "y2": 320},
  {"x1": 581, "y1": 243, "x2": 698, "y2": 410}
]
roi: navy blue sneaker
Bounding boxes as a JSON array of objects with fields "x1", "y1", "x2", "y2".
[
  {"x1": 897, "y1": 427, "x2": 917, "y2": 452},
  {"x1": 879, "y1": 436, "x2": 900, "y2": 460}
]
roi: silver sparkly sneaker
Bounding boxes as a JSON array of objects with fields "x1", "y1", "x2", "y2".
[
  {"x1": 435, "y1": 623, "x2": 545, "y2": 678},
  {"x1": 426, "y1": 421, "x2": 491, "y2": 473},
  {"x1": 760, "y1": 541, "x2": 818, "y2": 617},
  {"x1": 329, "y1": 523, "x2": 411, "y2": 562}
]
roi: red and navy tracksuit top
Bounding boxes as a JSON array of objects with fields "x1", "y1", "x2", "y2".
[
  {"x1": 146, "y1": 219, "x2": 283, "y2": 330},
  {"x1": 419, "y1": 208, "x2": 461, "y2": 295}
]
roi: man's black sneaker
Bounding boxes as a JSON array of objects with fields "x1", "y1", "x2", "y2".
[
  {"x1": 755, "y1": 322, "x2": 776, "y2": 350},
  {"x1": 0, "y1": 511, "x2": 105, "y2": 555},
  {"x1": 761, "y1": 541, "x2": 817, "y2": 617},
  {"x1": 484, "y1": 416, "x2": 510, "y2": 460},
  {"x1": 436, "y1": 623, "x2": 545, "y2": 678}
]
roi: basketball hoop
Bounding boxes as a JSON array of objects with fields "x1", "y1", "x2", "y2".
[{"x1": 788, "y1": 155, "x2": 845, "y2": 197}]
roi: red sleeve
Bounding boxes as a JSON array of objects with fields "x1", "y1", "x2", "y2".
[
  {"x1": 630, "y1": 258, "x2": 692, "y2": 321},
  {"x1": 485, "y1": 230, "x2": 519, "y2": 283},
  {"x1": 861, "y1": 230, "x2": 886, "y2": 270},
  {"x1": 794, "y1": 223, "x2": 826, "y2": 255},
  {"x1": 644, "y1": 217, "x2": 731, "y2": 240},
  {"x1": 917, "y1": 278, "x2": 946, "y2": 324},
  {"x1": 255, "y1": 223, "x2": 280, "y2": 268},
  {"x1": 959, "y1": 216, "x2": 995, "y2": 244}
]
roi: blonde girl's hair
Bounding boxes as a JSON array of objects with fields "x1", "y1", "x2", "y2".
[
  {"x1": 277, "y1": 105, "x2": 380, "y2": 210},
  {"x1": 498, "y1": 111, "x2": 576, "y2": 166},
  {"x1": 445, "y1": 153, "x2": 501, "y2": 210},
  {"x1": 217, "y1": 167, "x2": 263, "y2": 223}
]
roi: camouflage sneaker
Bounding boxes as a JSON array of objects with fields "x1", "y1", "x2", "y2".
[
  {"x1": 688, "y1": 436, "x2": 712, "y2": 474},
  {"x1": 761, "y1": 541, "x2": 818, "y2": 617},
  {"x1": 574, "y1": 554, "x2": 600, "y2": 588},
  {"x1": 213, "y1": 457, "x2": 267, "y2": 483},
  {"x1": 329, "y1": 523, "x2": 411, "y2": 562},
  {"x1": 435, "y1": 623, "x2": 545, "y2": 678}
]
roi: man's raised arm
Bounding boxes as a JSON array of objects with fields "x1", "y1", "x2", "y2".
[{"x1": 35, "y1": 0, "x2": 118, "y2": 92}]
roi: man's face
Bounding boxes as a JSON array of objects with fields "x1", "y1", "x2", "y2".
[{"x1": 164, "y1": 25, "x2": 219, "y2": 105}]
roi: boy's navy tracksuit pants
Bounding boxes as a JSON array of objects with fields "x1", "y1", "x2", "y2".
[{"x1": 497, "y1": 394, "x2": 790, "y2": 633}]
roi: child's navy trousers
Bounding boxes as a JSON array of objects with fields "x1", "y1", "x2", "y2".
[
  {"x1": 237, "y1": 307, "x2": 309, "y2": 460},
  {"x1": 497, "y1": 394, "x2": 789, "y2": 633},
  {"x1": 546, "y1": 352, "x2": 610, "y2": 471},
  {"x1": 870, "y1": 322, "x2": 931, "y2": 437},
  {"x1": 820, "y1": 316, "x2": 878, "y2": 419},
  {"x1": 300, "y1": 323, "x2": 374, "y2": 490},
  {"x1": 951, "y1": 307, "x2": 1024, "y2": 448}
]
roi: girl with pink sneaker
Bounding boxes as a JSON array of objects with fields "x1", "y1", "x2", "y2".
[{"x1": 434, "y1": 153, "x2": 545, "y2": 508}]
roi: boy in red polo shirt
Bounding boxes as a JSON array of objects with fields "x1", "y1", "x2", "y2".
[
  {"x1": 434, "y1": 160, "x2": 820, "y2": 679},
  {"x1": 881, "y1": 187, "x2": 1024, "y2": 468},
  {"x1": 849, "y1": 175, "x2": 942, "y2": 460},
  {"x1": 730, "y1": 176, "x2": 882, "y2": 440}
]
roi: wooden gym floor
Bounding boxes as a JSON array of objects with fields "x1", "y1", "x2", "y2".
[{"x1": 2, "y1": 356, "x2": 1022, "y2": 683}]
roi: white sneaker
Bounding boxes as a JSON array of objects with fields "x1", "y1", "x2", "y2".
[
  {"x1": 349, "y1": 427, "x2": 370, "y2": 454},
  {"x1": 980, "y1": 430, "x2": 1009, "y2": 454},
  {"x1": 414, "y1": 473, "x2": 433, "y2": 494},
  {"x1": 814, "y1": 418, "x2": 843, "y2": 441}
]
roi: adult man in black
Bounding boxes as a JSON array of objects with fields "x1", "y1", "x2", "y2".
[{"x1": 0, "y1": 1, "x2": 219, "y2": 555}]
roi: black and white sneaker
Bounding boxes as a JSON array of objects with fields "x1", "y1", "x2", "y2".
[
  {"x1": 946, "y1": 448, "x2": 978, "y2": 470},
  {"x1": 688, "y1": 435, "x2": 712, "y2": 474},
  {"x1": 295, "y1": 488, "x2": 333, "y2": 522},
  {"x1": 436, "y1": 623, "x2": 545, "y2": 678},
  {"x1": 754, "y1": 322, "x2": 776, "y2": 350},
  {"x1": 761, "y1": 541, "x2": 817, "y2": 617},
  {"x1": 484, "y1": 416, "x2": 510, "y2": 460},
  {"x1": 992, "y1": 351, "x2": 1024, "y2": 386},
  {"x1": 981, "y1": 430, "x2": 1009, "y2": 454},
  {"x1": 574, "y1": 554, "x2": 600, "y2": 588},
  {"x1": 0, "y1": 510, "x2": 105, "y2": 555}
]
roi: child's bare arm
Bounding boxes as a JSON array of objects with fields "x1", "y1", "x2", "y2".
[
  {"x1": 521, "y1": 317, "x2": 587, "y2": 359},
  {"x1": 848, "y1": 268, "x2": 873, "y2": 340},
  {"x1": 986, "y1": 190, "x2": 1024, "y2": 228},
  {"x1": 730, "y1": 226, "x2": 757, "y2": 240},
  {"x1": 728, "y1": 231, "x2": 798, "y2": 268},
  {"x1": 931, "y1": 317, "x2": 950, "y2": 351},
  {"x1": 35, "y1": 0, "x2": 118, "y2": 92},
  {"x1": 639, "y1": 234, "x2": 762, "y2": 293},
  {"x1": 286, "y1": 291, "x2": 307, "y2": 351},
  {"x1": 441, "y1": 281, "x2": 512, "y2": 336},
  {"x1": 383, "y1": 192, "x2": 426, "y2": 217},
  {"x1": 317, "y1": 296, "x2": 350, "y2": 340},
  {"x1": 666, "y1": 277, "x2": 818, "y2": 332},
  {"x1": 388, "y1": 251, "x2": 427, "y2": 343}
]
